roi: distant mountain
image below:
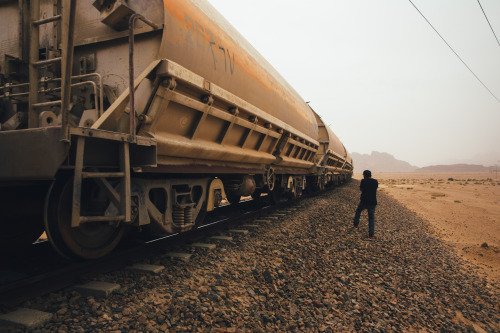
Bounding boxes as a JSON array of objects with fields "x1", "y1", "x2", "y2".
[
  {"x1": 432, "y1": 152, "x2": 500, "y2": 167},
  {"x1": 415, "y1": 164, "x2": 490, "y2": 172},
  {"x1": 351, "y1": 151, "x2": 492, "y2": 173},
  {"x1": 351, "y1": 151, "x2": 418, "y2": 173}
]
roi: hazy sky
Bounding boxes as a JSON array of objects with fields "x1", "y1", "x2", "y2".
[{"x1": 208, "y1": 0, "x2": 500, "y2": 167}]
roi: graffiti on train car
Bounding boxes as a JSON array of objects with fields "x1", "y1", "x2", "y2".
[{"x1": 184, "y1": 13, "x2": 235, "y2": 74}]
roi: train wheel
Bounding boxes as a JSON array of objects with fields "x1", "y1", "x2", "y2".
[
  {"x1": 195, "y1": 201, "x2": 207, "y2": 228},
  {"x1": 251, "y1": 190, "x2": 262, "y2": 200},
  {"x1": 269, "y1": 187, "x2": 282, "y2": 204},
  {"x1": 296, "y1": 185, "x2": 303, "y2": 198},
  {"x1": 287, "y1": 180, "x2": 297, "y2": 200},
  {"x1": 319, "y1": 176, "x2": 326, "y2": 191},
  {"x1": 0, "y1": 185, "x2": 47, "y2": 252},
  {"x1": 226, "y1": 193, "x2": 241, "y2": 205},
  {"x1": 44, "y1": 177, "x2": 125, "y2": 260},
  {"x1": 305, "y1": 176, "x2": 318, "y2": 193}
]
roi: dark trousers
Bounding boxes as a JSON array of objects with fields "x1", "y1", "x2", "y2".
[{"x1": 354, "y1": 203, "x2": 376, "y2": 237}]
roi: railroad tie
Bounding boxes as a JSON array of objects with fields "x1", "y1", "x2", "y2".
[
  {"x1": 74, "y1": 281, "x2": 121, "y2": 297},
  {"x1": 126, "y1": 264, "x2": 164, "y2": 274},
  {"x1": 227, "y1": 229, "x2": 249, "y2": 235},
  {"x1": 208, "y1": 235, "x2": 233, "y2": 242},
  {"x1": 240, "y1": 224, "x2": 260, "y2": 229},
  {"x1": 166, "y1": 252, "x2": 193, "y2": 262},
  {"x1": 0, "y1": 308, "x2": 52, "y2": 330},
  {"x1": 191, "y1": 243, "x2": 217, "y2": 250},
  {"x1": 254, "y1": 219, "x2": 273, "y2": 223}
]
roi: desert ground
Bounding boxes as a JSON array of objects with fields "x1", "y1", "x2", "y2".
[{"x1": 354, "y1": 172, "x2": 500, "y2": 284}]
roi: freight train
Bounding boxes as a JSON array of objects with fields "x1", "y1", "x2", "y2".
[{"x1": 0, "y1": 0, "x2": 353, "y2": 259}]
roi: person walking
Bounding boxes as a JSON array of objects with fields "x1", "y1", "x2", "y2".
[{"x1": 353, "y1": 170, "x2": 378, "y2": 239}]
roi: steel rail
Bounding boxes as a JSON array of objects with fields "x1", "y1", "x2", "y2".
[{"x1": 0, "y1": 197, "x2": 293, "y2": 307}]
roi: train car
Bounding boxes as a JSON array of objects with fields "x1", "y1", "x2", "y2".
[
  {"x1": 312, "y1": 110, "x2": 353, "y2": 187},
  {"x1": 0, "y1": 0, "x2": 352, "y2": 259}
]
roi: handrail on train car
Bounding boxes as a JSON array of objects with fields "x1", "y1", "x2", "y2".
[
  {"x1": 0, "y1": 74, "x2": 103, "y2": 113},
  {"x1": 60, "y1": 0, "x2": 77, "y2": 142},
  {"x1": 128, "y1": 14, "x2": 160, "y2": 142}
]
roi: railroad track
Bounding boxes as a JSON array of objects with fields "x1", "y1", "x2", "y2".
[{"x1": 0, "y1": 195, "x2": 300, "y2": 309}]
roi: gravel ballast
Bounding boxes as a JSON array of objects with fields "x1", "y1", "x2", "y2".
[{"x1": 6, "y1": 181, "x2": 500, "y2": 332}]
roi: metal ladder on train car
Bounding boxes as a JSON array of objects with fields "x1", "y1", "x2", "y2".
[
  {"x1": 71, "y1": 136, "x2": 131, "y2": 227},
  {"x1": 28, "y1": 0, "x2": 131, "y2": 226},
  {"x1": 28, "y1": 0, "x2": 75, "y2": 136}
]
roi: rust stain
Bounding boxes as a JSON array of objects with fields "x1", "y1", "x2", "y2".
[
  {"x1": 161, "y1": 0, "x2": 317, "y2": 138},
  {"x1": 163, "y1": 0, "x2": 286, "y2": 96}
]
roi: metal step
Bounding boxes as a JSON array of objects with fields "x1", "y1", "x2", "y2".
[
  {"x1": 33, "y1": 15, "x2": 61, "y2": 26},
  {"x1": 79, "y1": 216, "x2": 125, "y2": 223},
  {"x1": 81, "y1": 172, "x2": 125, "y2": 179}
]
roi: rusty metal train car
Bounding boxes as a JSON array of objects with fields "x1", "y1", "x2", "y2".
[{"x1": 0, "y1": 0, "x2": 353, "y2": 259}]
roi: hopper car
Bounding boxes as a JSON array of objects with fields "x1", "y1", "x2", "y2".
[{"x1": 0, "y1": 0, "x2": 353, "y2": 259}]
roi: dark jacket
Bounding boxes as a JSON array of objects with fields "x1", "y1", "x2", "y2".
[{"x1": 360, "y1": 178, "x2": 378, "y2": 205}]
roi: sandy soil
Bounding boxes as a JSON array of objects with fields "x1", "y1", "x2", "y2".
[{"x1": 354, "y1": 172, "x2": 500, "y2": 284}]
